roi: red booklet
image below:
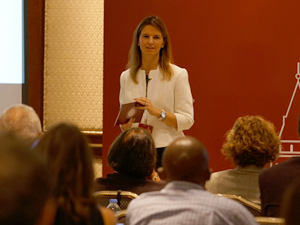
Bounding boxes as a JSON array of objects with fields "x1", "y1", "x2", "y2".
[
  {"x1": 114, "y1": 102, "x2": 145, "y2": 126},
  {"x1": 138, "y1": 123, "x2": 153, "y2": 134}
]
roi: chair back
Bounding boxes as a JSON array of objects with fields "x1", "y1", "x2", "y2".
[
  {"x1": 255, "y1": 217, "x2": 285, "y2": 225},
  {"x1": 93, "y1": 190, "x2": 138, "y2": 210},
  {"x1": 115, "y1": 210, "x2": 127, "y2": 225},
  {"x1": 217, "y1": 194, "x2": 261, "y2": 216}
]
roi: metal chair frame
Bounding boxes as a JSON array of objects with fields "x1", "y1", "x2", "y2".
[
  {"x1": 216, "y1": 193, "x2": 261, "y2": 216},
  {"x1": 255, "y1": 216, "x2": 285, "y2": 225}
]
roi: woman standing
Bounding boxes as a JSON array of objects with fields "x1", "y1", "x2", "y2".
[{"x1": 119, "y1": 15, "x2": 194, "y2": 168}]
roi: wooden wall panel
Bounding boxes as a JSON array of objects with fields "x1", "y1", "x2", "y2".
[{"x1": 28, "y1": 0, "x2": 45, "y2": 120}]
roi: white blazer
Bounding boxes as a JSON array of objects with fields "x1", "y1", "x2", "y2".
[{"x1": 119, "y1": 64, "x2": 194, "y2": 148}]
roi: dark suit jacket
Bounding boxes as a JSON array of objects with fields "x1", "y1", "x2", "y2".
[
  {"x1": 259, "y1": 157, "x2": 300, "y2": 217},
  {"x1": 94, "y1": 173, "x2": 166, "y2": 195}
]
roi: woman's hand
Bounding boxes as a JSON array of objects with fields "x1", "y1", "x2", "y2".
[
  {"x1": 134, "y1": 97, "x2": 161, "y2": 117},
  {"x1": 120, "y1": 117, "x2": 135, "y2": 131},
  {"x1": 134, "y1": 97, "x2": 178, "y2": 129}
]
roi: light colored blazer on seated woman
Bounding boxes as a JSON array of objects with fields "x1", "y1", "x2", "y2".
[
  {"x1": 205, "y1": 165, "x2": 262, "y2": 205},
  {"x1": 119, "y1": 64, "x2": 194, "y2": 148}
]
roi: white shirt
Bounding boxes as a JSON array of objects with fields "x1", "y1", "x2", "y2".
[
  {"x1": 127, "y1": 181, "x2": 259, "y2": 225},
  {"x1": 119, "y1": 64, "x2": 194, "y2": 148}
]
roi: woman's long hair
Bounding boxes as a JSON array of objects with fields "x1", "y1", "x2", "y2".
[
  {"x1": 126, "y1": 15, "x2": 173, "y2": 83},
  {"x1": 34, "y1": 122, "x2": 95, "y2": 222}
]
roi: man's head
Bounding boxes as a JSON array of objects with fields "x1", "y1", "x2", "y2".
[
  {"x1": 0, "y1": 104, "x2": 42, "y2": 144},
  {"x1": 108, "y1": 127, "x2": 156, "y2": 177},
  {"x1": 160, "y1": 136, "x2": 210, "y2": 186},
  {"x1": 0, "y1": 132, "x2": 53, "y2": 225}
]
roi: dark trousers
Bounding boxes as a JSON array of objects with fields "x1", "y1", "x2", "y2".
[{"x1": 156, "y1": 147, "x2": 166, "y2": 170}]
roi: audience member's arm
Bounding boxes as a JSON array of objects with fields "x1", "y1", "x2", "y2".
[{"x1": 99, "y1": 207, "x2": 116, "y2": 225}]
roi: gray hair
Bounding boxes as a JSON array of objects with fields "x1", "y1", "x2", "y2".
[{"x1": 0, "y1": 104, "x2": 42, "y2": 143}]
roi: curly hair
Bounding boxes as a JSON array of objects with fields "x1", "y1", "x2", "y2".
[{"x1": 221, "y1": 115, "x2": 280, "y2": 168}]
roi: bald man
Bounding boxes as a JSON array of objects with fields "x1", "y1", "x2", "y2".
[{"x1": 126, "y1": 136, "x2": 258, "y2": 225}]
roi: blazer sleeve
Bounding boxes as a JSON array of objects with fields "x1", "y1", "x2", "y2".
[
  {"x1": 119, "y1": 71, "x2": 126, "y2": 106},
  {"x1": 173, "y1": 69, "x2": 194, "y2": 132}
]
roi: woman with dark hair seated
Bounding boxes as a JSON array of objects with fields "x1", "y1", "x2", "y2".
[
  {"x1": 205, "y1": 115, "x2": 280, "y2": 204},
  {"x1": 34, "y1": 122, "x2": 116, "y2": 225},
  {"x1": 94, "y1": 127, "x2": 165, "y2": 194}
]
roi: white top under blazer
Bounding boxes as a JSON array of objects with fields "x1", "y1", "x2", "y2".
[{"x1": 119, "y1": 64, "x2": 194, "y2": 148}]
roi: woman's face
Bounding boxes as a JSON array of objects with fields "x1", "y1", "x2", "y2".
[{"x1": 138, "y1": 25, "x2": 164, "y2": 59}]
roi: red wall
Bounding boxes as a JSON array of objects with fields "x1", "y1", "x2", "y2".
[{"x1": 103, "y1": 1, "x2": 300, "y2": 176}]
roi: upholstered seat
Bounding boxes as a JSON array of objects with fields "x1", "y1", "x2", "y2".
[
  {"x1": 216, "y1": 194, "x2": 261, "y2": 216},
  {"x1": 93, "y1": 190, "x2": 138, "y2": 210}
]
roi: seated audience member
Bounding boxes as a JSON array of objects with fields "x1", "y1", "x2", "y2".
[
  {"x1": 34, "y1": 122, "x2": 116, "y2": 225},
  {"x1": 0, "y1": 131, "x2": 55, "y2": 225},
  {"x1": 206, "y1": 115, "x2": 280, "y2": 204},
  {"x1": 0, "y1": 104, "x2": 43, "y2": 146},
  {"x1": 259, "y1": 114, "x2": 300, "y2": 217},
  {"x1": 281, "y1": 179, "x2": 300, "y2": 225},
  {"x1": 126, "y1": 136, "x2": 258, "y2": 225},
  {"x1": 94, "y1": 127, "x2": 165, "y2": 194}
]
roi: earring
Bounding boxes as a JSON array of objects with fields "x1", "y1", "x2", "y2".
[{"x1": 162, "y1": 46, "x2": 164, "y2": 48}]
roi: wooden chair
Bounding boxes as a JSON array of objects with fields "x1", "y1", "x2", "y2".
[
  {"x1": 115, "y1": 210, "x2": 127, "y2": 225},
  {"x1": 255, "y1": 217, "x2": 285, "y2": 225},
  {"x1": 216, "y1": 194, "x2": 261, "y2": 216},
  {"x1": 93, "y1": 190, "x2": 138, "y2": 210}
]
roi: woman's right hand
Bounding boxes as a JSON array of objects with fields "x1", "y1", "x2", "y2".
[{"x1": 120, "y1": 117, "x2": 135, "y2": 131}]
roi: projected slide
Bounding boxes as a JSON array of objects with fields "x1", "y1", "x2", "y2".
[
  {"x1": 0, "y1": 1, "x2": 23, "y2": 84},
  {"x1": 0, "y1": 0, "x2": 23, "y2": 113}
]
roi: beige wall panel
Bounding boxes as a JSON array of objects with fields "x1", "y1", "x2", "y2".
[{"x1": 44, "y1": 0, "x2": 103, "y2": 133}]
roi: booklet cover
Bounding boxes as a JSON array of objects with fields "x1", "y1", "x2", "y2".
[{"x1": 114, "y1": 102, "x2": 145, "y2": 126}]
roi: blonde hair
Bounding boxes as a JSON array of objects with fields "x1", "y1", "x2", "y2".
[
  {"x1": 222, "y1": 115, "x2": 280, "y2": 167},
  {"x1": 126, "y1": 15, "x2": 173, "y2": 83}
]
